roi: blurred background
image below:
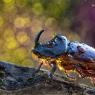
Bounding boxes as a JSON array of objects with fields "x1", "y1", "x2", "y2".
[{"x1": 0, "y1": 0, "x2": 95, "y2": 67}]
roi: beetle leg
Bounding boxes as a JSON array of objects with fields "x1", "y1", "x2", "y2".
[
  {"x1": 73, "y1": 64, "x2": 86, "y2": 78},
  {"x1": 64, "y1": 70, "x2": 70, "y2": 78},
  {"x1": 32, "y1": 62, "x2": 43, "y2": 76},
  {"x1": 48, "y1": 63, "x2": 56, "y2": 78},
  {"x1": 64, "y1": 70, "x2": 73, "y2": 79},
  {"x1": 36, "y1": 62, "x2": 43, "y2": 73}
]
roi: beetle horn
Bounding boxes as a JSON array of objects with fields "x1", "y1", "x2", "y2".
[{"x1": 35, "y1": 30, "x2": 44, "y2": 47}]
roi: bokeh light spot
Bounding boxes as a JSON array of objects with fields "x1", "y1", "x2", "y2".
[
  {"x1": 0, "y1": 16, "x2": 4, "y2": 27},
  {"x1": 16, "y1": 31, "x2": 30, "y2": 45},
  {"x1": 3, "y1": 0, "x2": 15, "y2": 11},
  {"x1": 14, "y1": 17, "x2": 31, "y2": 28},
  {"x1": 3, "y1": 28, "x2": 14, "y2": 39},
  {"x1": 13, "y1": 48, "x2": 28, "y2": 61},
  {"x1": 16, "y1": 0, "x2": 27, "y2": 8},
  {"x1": 3, "y1": 0, "x2": 14, "y2": 4},
  {"x1": 32, "y1": 3, "x2": 43, "y2": 16},
  {"x1": 3, "y1": 29, "x2": 18, "y2": 49},
  {"x1": 5, "y1": 37, "x2": 18, "y2": 49},
  {"x1": 45, "y1": 17, "x2": 56, "y2": 27},
  {"x1": 31, "y1": 19, "x2": 43, "y2": 33}
]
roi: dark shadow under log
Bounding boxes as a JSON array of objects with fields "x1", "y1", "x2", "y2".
[{"x1": 0, "y1": 61, "x2": 94, "y2": 95}]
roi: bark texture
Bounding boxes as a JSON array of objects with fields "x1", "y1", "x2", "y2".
[{"x1": 0, "y1": 61, "x2": 94, "y2": 95}]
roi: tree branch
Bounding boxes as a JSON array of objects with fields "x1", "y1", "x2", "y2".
[{"x1": 0, "y1": 61, "x2": 94, "y2": 95}]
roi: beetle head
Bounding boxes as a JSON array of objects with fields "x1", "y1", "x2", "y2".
[{"x1": 32, "y1": 30, "x2": 69, "y2": 58}]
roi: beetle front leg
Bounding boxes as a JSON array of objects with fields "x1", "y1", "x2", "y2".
[
  {"x1": 36, "y1": 62, "x2": 43, "y2": 73},
  {"x1": 32, "y1": 62, "x2": 43, "y2": 76},
  {"x1": 48, "y1": 63, "x2": 56, "y2": 79}
]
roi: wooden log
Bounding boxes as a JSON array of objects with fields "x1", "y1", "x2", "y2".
[{"x1": 0, "y1": 61, "x2": 94, "y2": 95}]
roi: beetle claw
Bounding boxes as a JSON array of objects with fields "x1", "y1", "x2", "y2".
[{"x1": 47, "y1": 72, "x2": 53, "y2": 79}]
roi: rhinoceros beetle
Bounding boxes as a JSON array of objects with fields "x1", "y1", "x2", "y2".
[{"x1": 32, "y1": 30, "x2": 95, "y2": 81}]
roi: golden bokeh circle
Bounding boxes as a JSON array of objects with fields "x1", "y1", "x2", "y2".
[
  {"x1": 14, "y1": 17, "x2": 31, "y2": 28},
  {"x1": 16, "y1": 31, "x2": 30, "y2": 45},
  {"x1": 32, "y1": 3, "x2": 43, "y2": 16},
  {"x1": 3, "y1": 0, "x2": 14, "y2": 4},
  {"x1": 5, "y1": 37, "x2": 18, "y2": 50}
]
